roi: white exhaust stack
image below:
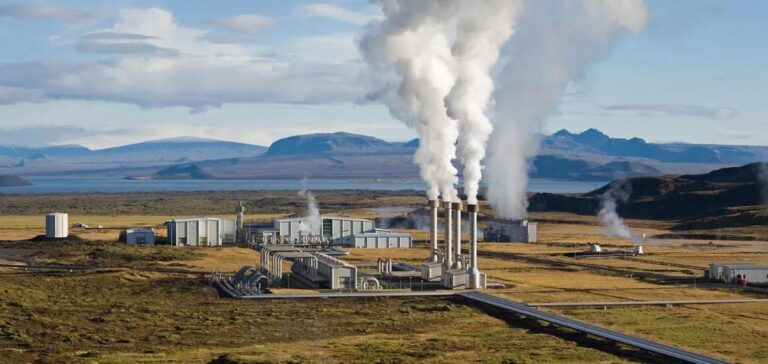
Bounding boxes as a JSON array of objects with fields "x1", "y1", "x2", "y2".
[
  {"x1": 452, "y1": 201, "x2": 463, "y2": 269},
  {"x1": 443, "y1": 201, "x2": 453, "y2": 269},
  {"x1": 429, "y1": 199, "x2": 439, "y2": 262},
  {"x1": 467, "y1": 203, "x2": 480, "y2": 288}
]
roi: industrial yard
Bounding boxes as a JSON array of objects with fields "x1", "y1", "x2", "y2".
[{"x1": 0, "y1": 190, "x2": 766, "y2": 363}]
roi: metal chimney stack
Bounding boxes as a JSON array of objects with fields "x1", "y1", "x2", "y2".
[
  {"x1": 428, "y1": 199, "x2": 439, "y2": 262},
  {"x1": 443, "y1": 200, "x2": 453, "y2": 269},
  {"x1": 467, "y1": 203, "x2": 480, "y2": 288},
  {"x1": 236, "y1": 201, "x2": 245, "y2": 243},
  {"x1": 452, "y1": 201, "x2": 462, "y2": 269}
]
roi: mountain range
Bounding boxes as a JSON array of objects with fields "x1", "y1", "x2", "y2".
[{"x1": 1, "y1": 129, "x2": 767, "y2": 181}]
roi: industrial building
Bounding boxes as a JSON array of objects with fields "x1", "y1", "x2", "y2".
[
  {"x1": 709, "y1": 263, "x2": 768, "y2": 284},
  {"x1": 340, "y1": 229, "x2": 412, "y2": 248},
  {"x1": 269, "y1": 216, "x2": 374, "y2": 243},
  {"x1": 483, "y1": 219, "x2": 538, "y2": 243},
  {"x1": 45, "y1": 212, "x2": 68, "y2": 239},
  {"x1": 124, "y1": 228, "x2": 155, "y2": 245},
  {"x1": 166, "y1": 217, "x2": 236, "y2": 246}
]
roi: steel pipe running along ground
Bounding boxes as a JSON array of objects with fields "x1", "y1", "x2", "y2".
[
  {"x1": 467, "y1": 204, "x2": 480, "y2": 289},
  {"x1": 458, "y1": 292, "x2": 728, "y2": 364},
  {"x1": 452, "y1": 201, "x2": 463, "y2": 269},
  {"x1": 443, "y1": 200, "x2": 453, "y2": 270}
]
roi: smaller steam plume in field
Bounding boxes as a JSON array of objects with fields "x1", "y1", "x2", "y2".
[
  {"x1": 298, "y1": 188, "x2": 321, "y2": 234},
  {"x1": 598, "y1": 179, "x2": 639, "y2": 243}
]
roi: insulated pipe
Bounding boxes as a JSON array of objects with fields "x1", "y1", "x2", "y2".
[
  {"x1": 452, "y1": 202, "x2": 463, "y2": 269},
  {"x1": 443, "y1": 201, "x2": 453, "y2": 269},
  {"x1": 467, "y1": 204, "x2": 480, "y2": 288},
  {"x1": 428, "y1": 199, "x2": 439, "y2": 262}
]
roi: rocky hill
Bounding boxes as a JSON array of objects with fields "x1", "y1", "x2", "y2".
[
  {"x1": 152, "y1": 164, "x2": 215, "y2": 180},
  {"x1": 0, "y1": 175, "x2": 31, "y2": 187},
  {"x1": 264, "y1": 132, "x2": 399, "y2": 157},
  {"x1": 528, "y1": 162, "x2": 768, "y2": 229}
]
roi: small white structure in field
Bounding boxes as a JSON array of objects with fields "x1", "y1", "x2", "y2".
[
  {"x1": 45, "y1": 212, "x2": 68, "y2": 239},
  {"x1": 125, "y1": 228, "x2": 155, "y2": 245},
  {"x1": 588, "y1": 243, "x2": 603, "y2": 253}
]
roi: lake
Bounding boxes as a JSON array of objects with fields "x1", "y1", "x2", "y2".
[{"x1": 0, "y1": 177, "x2": 607, "y2": 194}]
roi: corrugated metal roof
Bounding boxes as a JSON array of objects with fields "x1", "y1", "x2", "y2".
[{"x1": 274, "y1": 215, "x2": 373, "y2": 223}]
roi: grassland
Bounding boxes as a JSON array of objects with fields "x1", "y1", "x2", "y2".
[
  {"x1": 2, "y1": 191, "x2": 768, "y2": 362},
  {"x1": 0, "y1": 270, "x2": 632, "y2": 363}
]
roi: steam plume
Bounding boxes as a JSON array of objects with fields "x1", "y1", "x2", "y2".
[
  {"x1": 598, "y1": 179, "x2": 639, "y2": 243},
  {"x1": 298, "y1": 188, "x2": 321, "y2": 234},
  {"x1": 444, "y1": 1, "x2": 520, "y2": 204},
  {"x1": 486, "y1": 0, "x2": 647, "y2": 219},
  {"x1": 360, "y1": 1, "x2": 460, "y2": 202}
]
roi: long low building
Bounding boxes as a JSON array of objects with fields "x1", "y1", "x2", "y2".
[
  {"x1": 166, "y1": 217, "x2": 236, "y2": 246},
  {"x1": 270, "y1": 216, "x2": 375, "y2": 243},
  {"x1": 709, "y1": 263, "x2": 768, "y2": 284},
  {"x1": 340, "y1": 229, "x2": 412, "y2": 248}
]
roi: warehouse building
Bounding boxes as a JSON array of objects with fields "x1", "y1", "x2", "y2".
[
  {"x1": 340, "y1": 229, "x2": 413, "y2": 248},
  {"x1": 166, "y1": 217, "x2": 236, "y2": 246},
  {"x1": 483, "y1": 219, "x2": 538, "y2": 243},
  {"x1": 270, "y1": 216, "x2": 375, "y2": 243},
  {"x1": 45, "y1": 212, "x2": 68, "y2": 239},
  {"x1": 123, "y1": 228, "x2": 155, "y2": 245},
  {"x1": 709, "y1": 263, "x2": 768, "y2": 284}
]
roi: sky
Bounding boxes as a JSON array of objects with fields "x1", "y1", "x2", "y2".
[{"x1": 0, "y1": 0, "x2": 765, "y2": 149}]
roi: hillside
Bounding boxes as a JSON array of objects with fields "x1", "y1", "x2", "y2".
[
  {"x1": 152, "y1": 164, "x2": 215, "y2": 180},
  {"x1": 264, "y1": 132, "x2": 398, "y2": 156},
  {"x1": 0, "y1": 175, "x2": 31, "y2": 187},
  {"x1": 528, "y1": 162, "x2": 768, "y2": 229}
]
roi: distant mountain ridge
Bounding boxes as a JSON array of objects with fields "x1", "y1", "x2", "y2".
[{"x1": 265, "y1": 132, "x2": 398, "y2": 156}]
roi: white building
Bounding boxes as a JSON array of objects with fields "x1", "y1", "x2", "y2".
[
  {"x1": 709, "y1": 263, "x2": 768, "y2": 284},
  {"x1": 45, "y1": 212, "x2": 68, "y2": 239},
  {"x1": 340, "y1": 229, "x2": 413, "y2": 248},
  {"x1": 166, "y1": 217, "x2": 236, "y2": 246},
  {"x1": 270, "y1": 216, "x2": 374, "y2": 243},
  {"x1": 125, "y1": 228, "x2": 155, "y2": 245}
]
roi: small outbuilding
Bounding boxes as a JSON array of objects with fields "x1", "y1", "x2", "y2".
[{"x1": 124, "y1": 228, "x2": 156, "y2": 245}]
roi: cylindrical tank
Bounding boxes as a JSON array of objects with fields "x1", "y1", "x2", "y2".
[{"x1": 45, "y1": 212, "x2": 68, "y2": 239}]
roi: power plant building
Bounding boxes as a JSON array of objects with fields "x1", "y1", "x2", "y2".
[
  {"x1": 709, "y1": 263, "x2": 768, "y2": 284},
  {"x1": 45, "y1": 212, "x2": 68, "y2": 239},
  {"x1": 340, "y1": 230, "x2": 413, "y2": 248},
  {"x1": 483, "y1": 219, "x2": 538, "y2": 243},
  {"x1": 166, "y1": 217, "x2": 236, "y2": 246},
  {"x1": 271, "y1": 216, "x2": 375, "y2": 243}
]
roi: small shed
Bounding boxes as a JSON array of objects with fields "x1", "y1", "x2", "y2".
[{"x1": 125, "y1": 228, "x2": 155, "y2": 245}]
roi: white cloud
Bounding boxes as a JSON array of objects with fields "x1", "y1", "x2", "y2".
[
  {"x1": 0, "y1": 3, "x2": 94, "y2": 23},
  {"x1": 301, "y1": 3, "x2": 380, "y2": 26},
  {"x1": 605, "y1": 104, "x2": 737, "y2": 119},
  {"x1": 0, "y1": 8, "x2": 362, "y2": 111},
  {"x1": 209, "y1": 14, "x2": 275, "y2": 35}
]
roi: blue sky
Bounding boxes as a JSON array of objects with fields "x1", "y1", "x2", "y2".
[{"x1": 0, "y1": 0, "x2": 765, "y2": 148}]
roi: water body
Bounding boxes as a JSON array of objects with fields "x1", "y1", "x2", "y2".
[{"x1": 0, "y1": 177, "x2": 607, "y2": 194}]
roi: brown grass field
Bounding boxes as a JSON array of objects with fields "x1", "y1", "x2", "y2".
[{"x1": 1, "y1": 191, "x2": 768, "y2": 363}]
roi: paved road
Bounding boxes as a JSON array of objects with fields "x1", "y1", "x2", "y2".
[
  {"x1": 458, "y1": 291, "x2": 729, "y2": 364},
  {"x1": 529, "y1": 298, "x2": 768, "y2": 307}
]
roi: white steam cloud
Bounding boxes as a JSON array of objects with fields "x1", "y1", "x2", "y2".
[
  {"x1": 598, "y1": 180, "x2": 638, "y2": 242},
  {"x1": 487, "y1": 0, "x2": 647, "y2": 219},
  {"x1": 445, "y1": 1, "x2": 520, "y2": 204},
  {"x1": 298, "y1": 188, "x2": 321, "y2": 234},
  {"x1": 362, "y1": 0, "x2": 646, "y2": 212}
]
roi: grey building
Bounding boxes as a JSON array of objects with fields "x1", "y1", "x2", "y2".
[
  {"x1": 340, "y1": 229, "x2": 413, "y2": 248},
  {"x1": 483, "y1": 219, "x2": 538, "y2": 243},
  {"x1": 166, "y1": 217, "x2": 236, "y2": 246},
  {"x1": 709, "y1": 263, "x2": 768, "y2": 284},
  {"x1": 271, "y1": 216, "x2": 374, "y2": 243}
]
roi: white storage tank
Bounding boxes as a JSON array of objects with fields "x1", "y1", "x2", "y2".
[{"x1": 45, "y1": 212, "x2": 68, "y2": 239}]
